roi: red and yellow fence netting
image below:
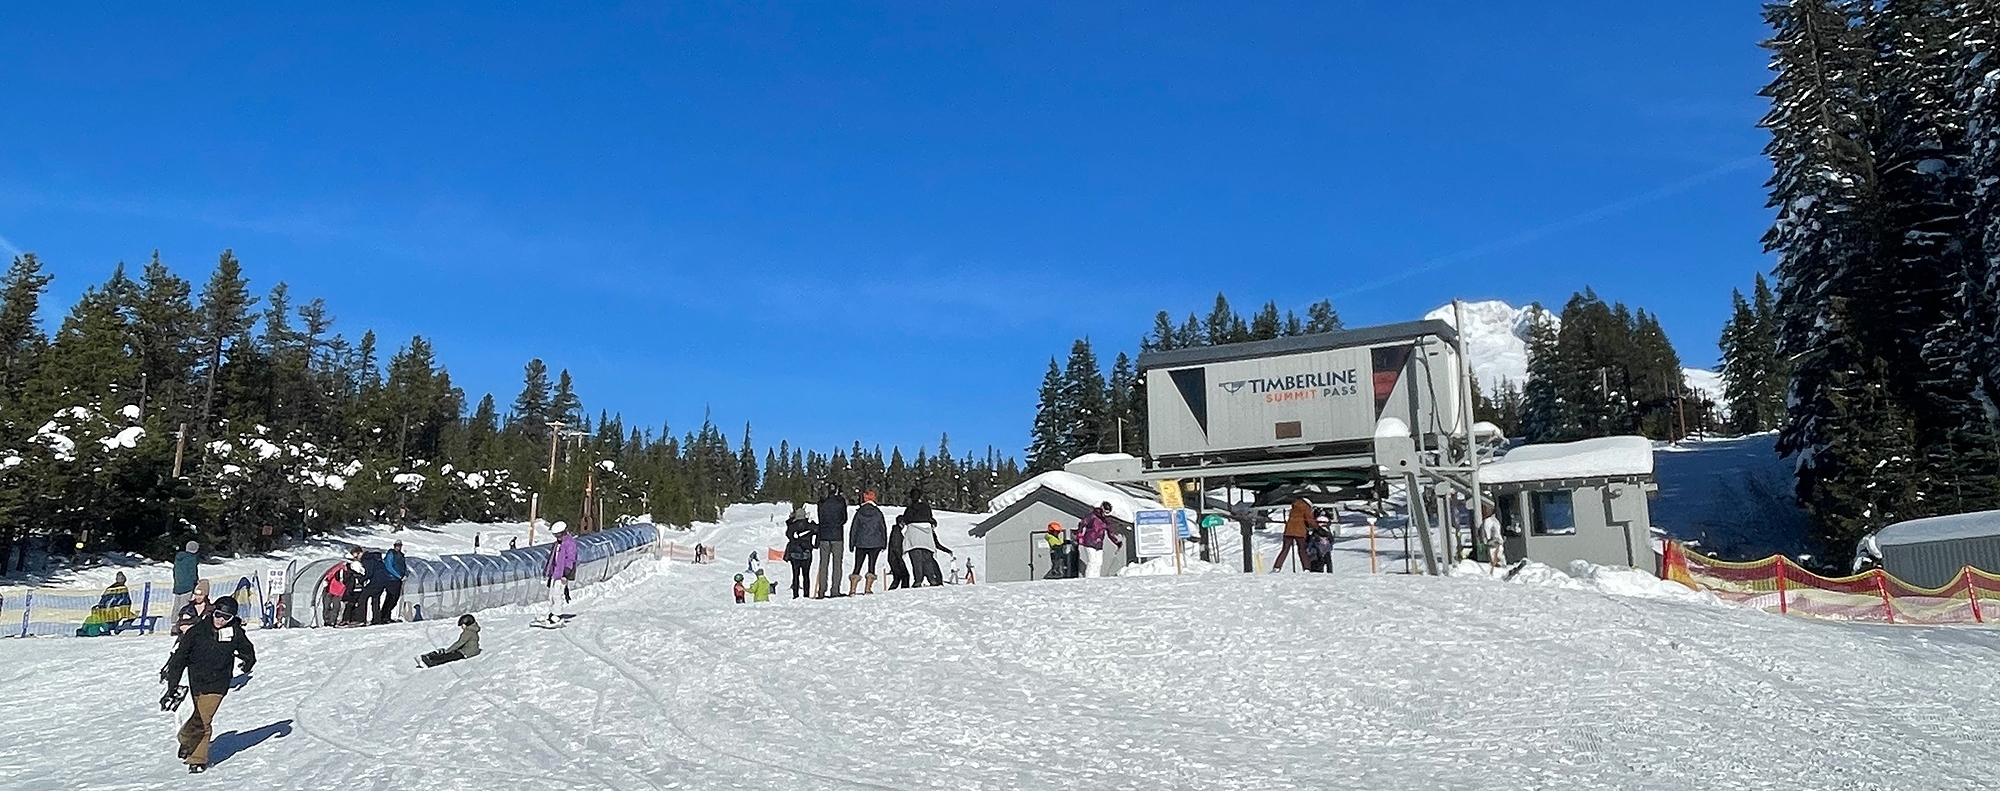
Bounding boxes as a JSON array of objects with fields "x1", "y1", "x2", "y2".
[{"x1": 1663, "y1": 542, "x2": 2000, "y2": 625}]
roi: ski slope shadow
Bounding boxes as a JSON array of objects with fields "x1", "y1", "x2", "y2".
[{"x1": 208, "y1": 719, "x2": 293, "y2": 767}]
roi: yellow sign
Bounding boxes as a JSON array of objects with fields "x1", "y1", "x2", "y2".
[{"x1": 1155, "y1": 479, "x2": 1184, "y2": 509}]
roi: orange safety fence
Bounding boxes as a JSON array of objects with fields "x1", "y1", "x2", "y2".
[{"x1": 1662, "y1": 541, "x2": 1999, "y2": 625}]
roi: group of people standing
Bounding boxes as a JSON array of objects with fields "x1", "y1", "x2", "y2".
[
  {"x1": 779, "y1": 490, "x2": 956, "y2": 599},
  {"x1": 321, "y1": 541, "x2": 411, "y2": 626}
]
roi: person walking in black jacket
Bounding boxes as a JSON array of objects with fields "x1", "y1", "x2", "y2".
[
  {"x1": 783, "y1": 505, "x2": 818, "y2": 599},
  {"x1": 848, "y1": 492, "x2": 889, "y2": 595},
  {"x1": 814, "y1": 491, "x2": 848, "y2": 598},
  {"x1": 162, "y1": 595, "x2": 255, "y2": 774},
  {"x1": 360, "y1": 550, "x2": 391, "y2": 625}
]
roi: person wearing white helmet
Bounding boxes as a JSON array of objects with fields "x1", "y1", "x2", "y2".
[{"x1": 537, "y1": 522, "x2": 580, "y2": 628}]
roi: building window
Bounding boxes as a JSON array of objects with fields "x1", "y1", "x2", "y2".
[{"x1": 1532, "y1": 490, "x2": 1576, "y2": 535}]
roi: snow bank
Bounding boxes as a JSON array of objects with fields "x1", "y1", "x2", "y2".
[
  {"x1": 1117, "y1": 556, "x2": 1232, "y2": 577},
  {"x1": 1480, "y1": 435, "x2": 1653, "y2": 484},
  {"x1": 985, "y1": 470, "x2": 1166, "y2": 524},
  {"x1": 1454, "y1": 558, "x2": 1728, "y2": 608}
]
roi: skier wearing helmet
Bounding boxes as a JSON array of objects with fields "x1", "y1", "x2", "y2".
[
  {"x1": 161, "y1": 594, "x2": 255, "y2": 774},
  {"x1": 536, "y1": 522, "x2": 579, "y2": 628},
  {"x1": 1043, "y1": 521, "x2": 1076, "y2": 579}
]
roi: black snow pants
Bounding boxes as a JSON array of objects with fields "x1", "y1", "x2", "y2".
[
  {"x1": 788, "y1": 560, "x2": 812, "y2": 598},
  {"x1": 908, "y1": 549, "x2": 944, "y2": 587}
]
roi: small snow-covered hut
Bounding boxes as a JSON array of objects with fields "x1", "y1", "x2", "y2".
[
  {"x1": 1865, "y1": 511, "x2": 2000, "y2": 589},
  {"x1": 971, "y1": 471, "x2": 1163, "y2": 583},
  {"x1": 1480, "y1": 436, "x2": 1658, "y2": 570}
]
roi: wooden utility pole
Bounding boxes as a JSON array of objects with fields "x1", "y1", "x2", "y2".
[{"x1": 171, "y1": 423, "x2": 188, "y2": 478}]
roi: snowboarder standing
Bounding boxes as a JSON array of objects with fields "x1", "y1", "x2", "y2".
[
  {"x1": 171, "y1": 541, "x2": 201, "y2": 616},
  {"x1": 848, "y1": 492, "x2": 888, "y2": 595},
  {"x1": 749, "y1": 569, "x2": 774, "y2": 603},
  {"x1": 1076, "y1": 502, "x2": 1123, "y2": 579},
  {"x1": 783, "y1": 505, "x2": 817, "y2": 599},
  {"x1": 420, "y1": 614, "x2": 482, "y2": 668},
  {"x1": 162, "y1": 594, "x2": 255, "y2": 774},
  {"x1": 814, "y1": 490, "x2": 848, "y2": 598},
  {"x1": 538, "y1": 522, "x2": 579, "y2": 627}
]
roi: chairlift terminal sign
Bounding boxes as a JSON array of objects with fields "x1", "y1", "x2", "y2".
[{"x1": 1134, "y1": 510, "x2": 1178, "y2": 558}]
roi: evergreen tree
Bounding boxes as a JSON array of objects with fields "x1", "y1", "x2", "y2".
[
  {"x1": 1059, "y1": 339, "x2": 1109, "y2": 457},
  {"x1": 0, "y1": 253, "x2": 54, "y2": 408},
  {"x1": 1146, "y1": 311, "x2": 1178, "y2": 352},
  {"x1": 738, "y1": 423, "x2": 759, "y2": 499},
  {"x1": 511, "y1": 359, "x2": 552, "y2": 441},
  {"x1": 1519, "y1": 306, "x2": 1574, "y2": 442},
  {"x1": 128, "y1": 252, "x2": 196, "y2": 423},
  {"x1": 550, "y1": 369, "x2": 583, "y2": 428},
  {"x1": 1203, "y1": 294, "x2": 1242, "y2": 346},
  {"x1": 1249, "y1": 301, "x2": 1282, "y2": 340},
  {"x1": 1304, "y1": 299, "x2": 1343, "y2": 333},
  {"x1": 193, "y1": 250, "x2": 256, "y2": 445},
  {"x1": 1025, "y1": 359, "x2": 1065, "y2": 473}
]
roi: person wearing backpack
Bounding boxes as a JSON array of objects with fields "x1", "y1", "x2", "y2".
[
  {"x1": 161, "y1": 594, "x2": 255, "y2": 774},
  {"x1": 419, "y1": 614, "x2": 482, "y2": 668},
  {"x1": 783, "y1": 505, "x2": 817, "y2": 599},
  {"x1": 536, "y1": 522, "x2": 579, "y2": 627}
]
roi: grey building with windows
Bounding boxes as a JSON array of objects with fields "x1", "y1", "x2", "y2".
[{"x1": 1480, "y1": 436, "x2": 1658, "y2": 571}]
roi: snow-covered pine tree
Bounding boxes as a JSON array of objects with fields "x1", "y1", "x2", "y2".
[
  {"x1": 1871, "y1": 0, "x2": 2000, "y2": 514},
  {"x1": 1720, "y1": 287, "x2": 1765, "y2": 433},
  {"x1": 1761, "y1": 0, "x2": 1896, "y2": 544},
  {"x1": 1960, "y1": 0, "x2": 2000, "y2": 414},
  {"x1": 1520, "y1": 305, "x2": 1573, "y2": 442}
]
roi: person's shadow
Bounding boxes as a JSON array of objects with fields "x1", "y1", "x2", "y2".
[{"x1": 209, "y1": 719, "x2": 293, "y2": 766}]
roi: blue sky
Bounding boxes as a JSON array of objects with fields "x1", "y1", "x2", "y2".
[{"x1": 0, "y1": 3, "x2": 1774, "y2": 457}]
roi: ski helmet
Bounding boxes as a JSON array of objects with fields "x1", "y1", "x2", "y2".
[
  {"x1": 213, "y1": 595, "x2": 239, "y2": 619},
  {"x1": 734, "y1": 573, "x2": 744, "y2": 582},
  {"x1": 552, "y1": 521, "x2": 568, "y2": 534},
  {"x1": 1047, "y1": 522, "x2": 1062, "y2": 533},
  {"x1": 458, "y1": 614, "x2": 477, "y2": 627}
]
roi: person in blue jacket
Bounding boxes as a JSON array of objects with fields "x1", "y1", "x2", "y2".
[{"x1": 376, "y1": 540, "x2": 409, "y2": 624}]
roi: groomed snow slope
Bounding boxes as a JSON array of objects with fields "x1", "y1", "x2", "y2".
[{"x1": 4, "y1": 505, "x2": 1998, "y2": 790}]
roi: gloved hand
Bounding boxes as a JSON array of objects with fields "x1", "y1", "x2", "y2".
[
  {"x1": 159, "y1": 685, "x2": 186, "y2": 712},
  {"x1": 158, "y1": 665, "x2": 171, "y2": 684}
]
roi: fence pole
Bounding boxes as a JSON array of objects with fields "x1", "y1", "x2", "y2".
[
  {"x1": 1875, "y1": 569, "x2": 1894, "y2": 624},
  {"x1": 140, "y1": 582, "x2": 153, "y2": 620},
  {"x1": 1775, "y1": 558, "x2": 1789, "y2": 616},
  {"x1": 1967, "y1": 568, "x2": 1984, "y2": 624},
  {"x1": 1368, "y1": 519, "x2": 1378, "y2": 574},
  {"x1": 19, "y1": 593, "x2": 30, "y2": 637}
]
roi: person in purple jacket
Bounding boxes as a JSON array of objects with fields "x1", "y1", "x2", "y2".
[
  {"x1": 537, "y1": 522, "x2": 580, "y2": 628},
  {"x1": 1076, "y1": 502, "x2": 1124, "y2": 578}
]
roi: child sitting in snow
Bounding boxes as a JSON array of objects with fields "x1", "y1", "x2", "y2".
[{"x1": 733, "y1": 574, "x2": 746, "y2": 604}]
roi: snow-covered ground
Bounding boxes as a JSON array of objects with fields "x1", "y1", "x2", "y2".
[{"x1": 8, "y1": 503, "x2": 1999, "y2": 789}]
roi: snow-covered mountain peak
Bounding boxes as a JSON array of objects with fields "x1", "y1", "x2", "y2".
[{"x1": 1423, "y1": 300, "x2": 1553, "y2": 393}]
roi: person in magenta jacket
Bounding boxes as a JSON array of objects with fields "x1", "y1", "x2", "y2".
[{"x1": 1076, "y1": 502, "x2": 1123, "y2": 578}]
